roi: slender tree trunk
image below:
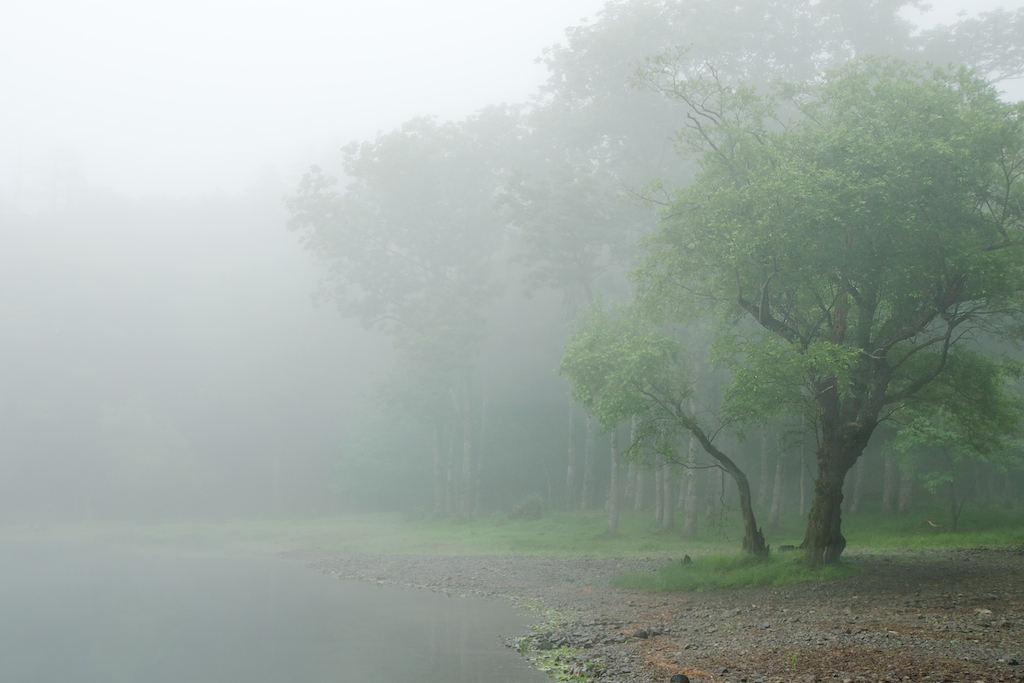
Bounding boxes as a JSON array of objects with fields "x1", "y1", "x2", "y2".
[
  {"x1": 768, "y1": 438, "x2": 785, "y2": 531},
  {"x1": 654, "y1": 456, "x2": 663, "y2": 524},
  {"x1": 445, "y1": 414, "x2": 457, "y2": 517},
  {"x1": 705, "y1": 465, "x2": 718, "y2": 521},
  {"x1": 565, "y1": 397, "x2": 578, "y2": 510},
  {"x1": 757, "y1": 427, "x2": 771, "y2": 507},
  {"x1": 662, "y1": 460, "x2": 675, "y2": 531},
  {"x1": 676, "y1": 460, "x2": 687, "y2": 509},
  {"x1": 459, "y1": 371, "x2": 474, "y2": 519},
  {"x1": 581, "y1": 415, "x2": 596, "y2": 510},
  {"x1": 948, "y1": 482, "x2": 959, "y2": 531},
  {"x1": 473, "y1": 391, "x2": 486, "y2": 518},
  {"x1": 898, "y1": 468, "x2": 915, "y2": 514},
  {"x1": 433, "y1": 418, "x2": 446, "y2": 518},
  {"x1": 634, "y1": 468, "x2": 645, "y2": 513},
  {"x1": 624, "y1": 460, "x2": 637, "y2": 508},
  {"x1": 882, "y1": 448, "x2": 899, "y2": 516},
  {"x1": 683, "y1": 431, "x2": 699, "y2": 538},
  {"x1": 849, "y1": 456, "x2": 866, "y2": 514},
  {"x1": 606, "y1": 424, "x2": 619, "y2": 536},
  {"x1": 799, "y1": 441, "x2": 808, "y2": 518}
]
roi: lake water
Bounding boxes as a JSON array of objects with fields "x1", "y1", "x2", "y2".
[{"x1": 0, "y1": 542, "x2": 548, "y2": 683}]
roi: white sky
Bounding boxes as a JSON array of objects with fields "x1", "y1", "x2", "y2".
[{"x1": 1, "y1": 0, "x2": 1022, "y2": 203}]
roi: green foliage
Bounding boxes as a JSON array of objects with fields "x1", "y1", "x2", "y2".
[
  {"x1": 560, "y1": 302, "x2": 689, "y2": 436},
  {"x1": 612, "y1": 553, "x2": 861, "y2": 591},
  {"x1": 841, "y1": 501, "x2": 1024, "y2": 550},
  {"x1": 633, "y1": 54, "x2": 1024, "y2": 562}
]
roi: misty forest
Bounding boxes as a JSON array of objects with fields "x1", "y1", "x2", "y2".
[{"x1": 4, "y1": 0, "x2": 1024, "y2": 573}]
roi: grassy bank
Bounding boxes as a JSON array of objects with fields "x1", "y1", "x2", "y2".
[{"x1": 1, "y1": 500, "x2": 1021, "y2": 559}]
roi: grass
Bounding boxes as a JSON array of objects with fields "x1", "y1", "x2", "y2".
[
  {"x1": 611, "y1": 552, "x2": 862, "y2": 591},
  {"x1": 0, "y1": 499, "x2": 1020, "y2": 587}
]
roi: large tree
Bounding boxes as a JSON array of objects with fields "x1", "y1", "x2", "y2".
[{"x1": 635, "y1": 57, "x2": 1024, "y2": 565}]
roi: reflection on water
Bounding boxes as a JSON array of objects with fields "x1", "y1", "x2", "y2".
[{"x1": 0, "y1": 542, "x2": 546, "y2": 683}]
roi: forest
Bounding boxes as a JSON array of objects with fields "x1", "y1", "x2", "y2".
[{"x1": 2, "y1": 0, "x2": 1023, "y2": 567}]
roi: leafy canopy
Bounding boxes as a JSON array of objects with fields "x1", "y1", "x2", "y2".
[{"x1": 636, "y1": 57, "x2": 1024, "y2": 429}]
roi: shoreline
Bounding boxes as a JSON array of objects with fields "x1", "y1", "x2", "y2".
[{"x1": 293, "y1": 549, "x2": 1024, "y2": 683}]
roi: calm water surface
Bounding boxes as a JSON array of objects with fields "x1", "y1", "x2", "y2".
[{"x1": 0, "y1": 542, "x2": 548, "y2": 683}]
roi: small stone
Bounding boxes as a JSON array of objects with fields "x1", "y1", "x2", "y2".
[
  {"x1": 670, "y1": 675, "x2": 690, "y2": 683},
  {"x1": 633, "y1": 629, "x2": 649, "y2": 639},
  {"x1": 762, "y1": 622, "x2": 771, "y2": 629}
]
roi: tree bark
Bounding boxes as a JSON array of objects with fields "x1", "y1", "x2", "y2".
[
  {"x1": 801, "y1": 424, "x2": 869, "y2": 566},
  {"x1": 565, "y1": 397, "x2": 578, "y2": 510},
  {"x1": 757, "y1": 426, "x2": 771, "y2": 507},
  {"x1": 662, "y1": 460, "x2": 675, "y2": 531},
  {"x1": 445, "y1": 414, "x2": 457, "y2": 517},
  {"x1": 459, "y1": 371, "x2": 474, "y2": 519},
  {"x1": 948, "y1": 482, "x2": 959, "y2": 531},
  {"x1": 705, "y1": 465, "x2": 718, "y2": 521},
  {"x1": 606, "y1": 424, "x2": 619, "y2": 536},
  {"x1": 679, "y1": 423, "x2": 768, "y2": 556},
  {"x1": 433, "y1": 418, "x2": 446, "y2": 518},
  {"x1": 768, "y1": 436, "x2": 785, "y2": 531},
  {"x1": 799, "y1": 440, "x2": 808, "y2": 518},
  {"x1": 849, "y1": 456, "x2": 866, "y2": 514},
  {"x1": 898, "y1": 467, "x2": 915, "y2": 514},
  {"x1": 882, "y1": 448, "x2": 898, "y2": 516},
  {"x1": 624, "y1": 460, "x2": 637, "y2": 508},
  {"x1": 581, "y1": 415, "x2": 596, "y2": 510},
  {"x1": 473, "y1": 391, "x2": 486, "y2": 518},
  {"x1": 634, "y1": 467, "x2": 645, "y2": 513},
  {"x1": 683, "y1": 431, "x2": 699, "y2": 538},
  {"x1": 653, "y1": 456, "x2": 663, "y2": 524}
]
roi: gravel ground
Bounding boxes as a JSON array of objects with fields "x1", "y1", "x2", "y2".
[{"x1": 292, "y1": 548, "x2": 1024, "y2": 683}]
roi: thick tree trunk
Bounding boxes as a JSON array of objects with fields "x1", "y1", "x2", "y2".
[
  {"x1": 606, "y1": 424, "x2": 619, "y2": 536},
  {"x1": 581, "y1": 415, "x2": 596, "y2": 510},
  {"x1": 802, "y1": 461, "x2": 847, "y2": 565},
  {"x1": 801, "y1": 426, "x2": 868, "y2": 566},
  {"x1": 565, "y1": 397, "x2": 578, "y2": 510}
]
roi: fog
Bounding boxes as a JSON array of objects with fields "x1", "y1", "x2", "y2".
[
  {"x1": 2, "y1": 0, "x2": 1023, "y2": 523},
  {"x1": 1, "y1": 0, "x2": 606, "y2": 200}
]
